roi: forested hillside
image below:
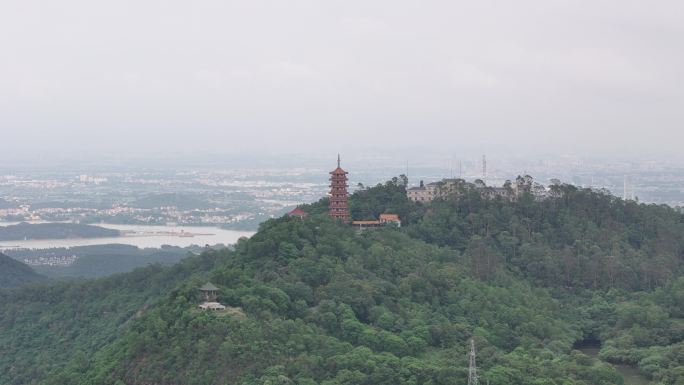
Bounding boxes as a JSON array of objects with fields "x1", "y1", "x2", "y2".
[
  {"x1": 0, "y1": 252, "x2": 225, "y2": 385},
  {"x1": 0, "y1": 253, "x2": 45, "y2": 288},
  {"x1": 0, "y1": 222, "x2": 119, "y2": 241},
  {"x1": 2, "y1": 178, "x2": 684, "y2": 385}
]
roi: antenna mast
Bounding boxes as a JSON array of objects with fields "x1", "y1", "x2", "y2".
[{"x1": 468, "y1": 339, "x2": 479, "y2": 385}]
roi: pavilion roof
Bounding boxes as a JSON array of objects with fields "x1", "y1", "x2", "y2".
[{"x1": 199, "y1": 282, "x2": 219, "y2": 291}]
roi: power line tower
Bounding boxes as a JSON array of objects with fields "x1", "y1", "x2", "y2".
[
  {"x1": 468, "y1": 339, "x2": 478, "y2": 385},
  {"x1": 623, "y1": 175, "x2": 634, "y2": 201},
  {"x1": 482, "y1": 155, "x2": 487, "y2": 185}
]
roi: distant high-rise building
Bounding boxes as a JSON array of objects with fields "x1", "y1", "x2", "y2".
[{"x1": 328, "y1": 155, "x2": 350, "y2": 222}]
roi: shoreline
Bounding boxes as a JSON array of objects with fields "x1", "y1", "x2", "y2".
[{"x1": 0, "y1": 222, "x2": 254, "y2": 251}]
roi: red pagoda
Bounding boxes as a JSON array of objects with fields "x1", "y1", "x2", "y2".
[{"x1": 328, "y1": 154, "x2": 350, "y2": 222}]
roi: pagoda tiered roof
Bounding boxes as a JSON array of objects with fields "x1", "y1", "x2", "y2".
[
  {"x1": 330, "y1": 167, "x2": 348, "y2": 174},
  {"x1": 328, "y1": 155, "x2": 350, "y2": 222}
]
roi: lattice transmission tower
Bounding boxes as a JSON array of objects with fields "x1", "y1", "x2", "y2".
[
  {"x1": 482, "y1": 155, "x2": 487, "y2": 185},
  {"x1": 468, "y1": 338, "x2": 478, "y2": 385}
]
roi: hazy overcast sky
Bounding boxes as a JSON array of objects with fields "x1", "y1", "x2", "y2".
[{"x1": 1, "y1": 1, "x2": 683, "y2": 162}]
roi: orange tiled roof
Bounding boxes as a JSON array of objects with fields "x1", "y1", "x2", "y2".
[{"x1": 288, "y1": 207, "x2": 308, "y2": 217}]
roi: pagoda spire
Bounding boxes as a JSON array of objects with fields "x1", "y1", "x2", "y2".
[{"x1": 328, "y1": 155, "x2": 350, "y2": 222}]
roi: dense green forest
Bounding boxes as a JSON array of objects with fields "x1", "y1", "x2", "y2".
[
  {"x1": 0, "y1": 222, "x2": 119, "y2": 241},
  {"x1": 2, "y1": 178, "x2": 684, "y2": 385},
  {"x1": 0, "y1": 253, "x2": 45, "y2": 288},
  {"x1": 0, "y1": 253, "x2": 225, "y2": 385}
]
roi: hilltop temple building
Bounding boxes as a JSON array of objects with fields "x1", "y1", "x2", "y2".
[
  {"x1": 287, "y1": 207, "x2": 308, "y2": 219},
  {"x1": 281, "y1": 156, "x2": 402, "y2": 229},
  {"x1": 328, "y1": 155, "x2": 350, "y2": 222}
]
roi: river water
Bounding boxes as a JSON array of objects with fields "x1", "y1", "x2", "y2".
[
  {"x1": 578, "y1": 346, "x2": 649, "y2": 385},
  {"x1": 0, "y1": 222, "x2": 254, "y2": 250}
]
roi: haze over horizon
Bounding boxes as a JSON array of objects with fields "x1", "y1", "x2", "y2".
[{"x1": 2, "y1": 1, "x2": 683, "y2": 163}]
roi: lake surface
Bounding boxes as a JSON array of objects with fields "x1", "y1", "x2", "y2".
[
  {"x1": 0, "y1": 222, "x2": 254, "y2": 250},
  {"x1": 578, "y1": 346, "x2": 649, "y2": 385}
]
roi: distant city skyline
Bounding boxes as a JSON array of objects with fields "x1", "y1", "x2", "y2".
[{"x1": 2, "y1": 149, "x2": 684, "y2": 207}]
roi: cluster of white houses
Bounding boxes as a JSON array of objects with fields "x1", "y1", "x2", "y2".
[{"x1": 407, "y1": 176, "x2": 545, "y2": 203}]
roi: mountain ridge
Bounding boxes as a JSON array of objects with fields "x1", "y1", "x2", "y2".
[
  {"x1": 2, "y1": 178, "x2": 684, "y2": 385},
  {"x1": 0, "y1": 252, "x2": 46, "y2": 288}
]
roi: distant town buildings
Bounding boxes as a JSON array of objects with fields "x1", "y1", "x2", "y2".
[
  {"x1": 78, "y1": 175, "x2": 108, "y2": 184},
  {"x1": 22, "y1": 255, "x2": 77, "y2": 267},
  {"x1": 1, "y1": 170, "x2": 326, "y2": 229}
]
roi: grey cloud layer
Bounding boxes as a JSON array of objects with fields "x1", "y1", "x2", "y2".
[{"x1": 1, "y1": 0, "x2": 682, "y2": 158}]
